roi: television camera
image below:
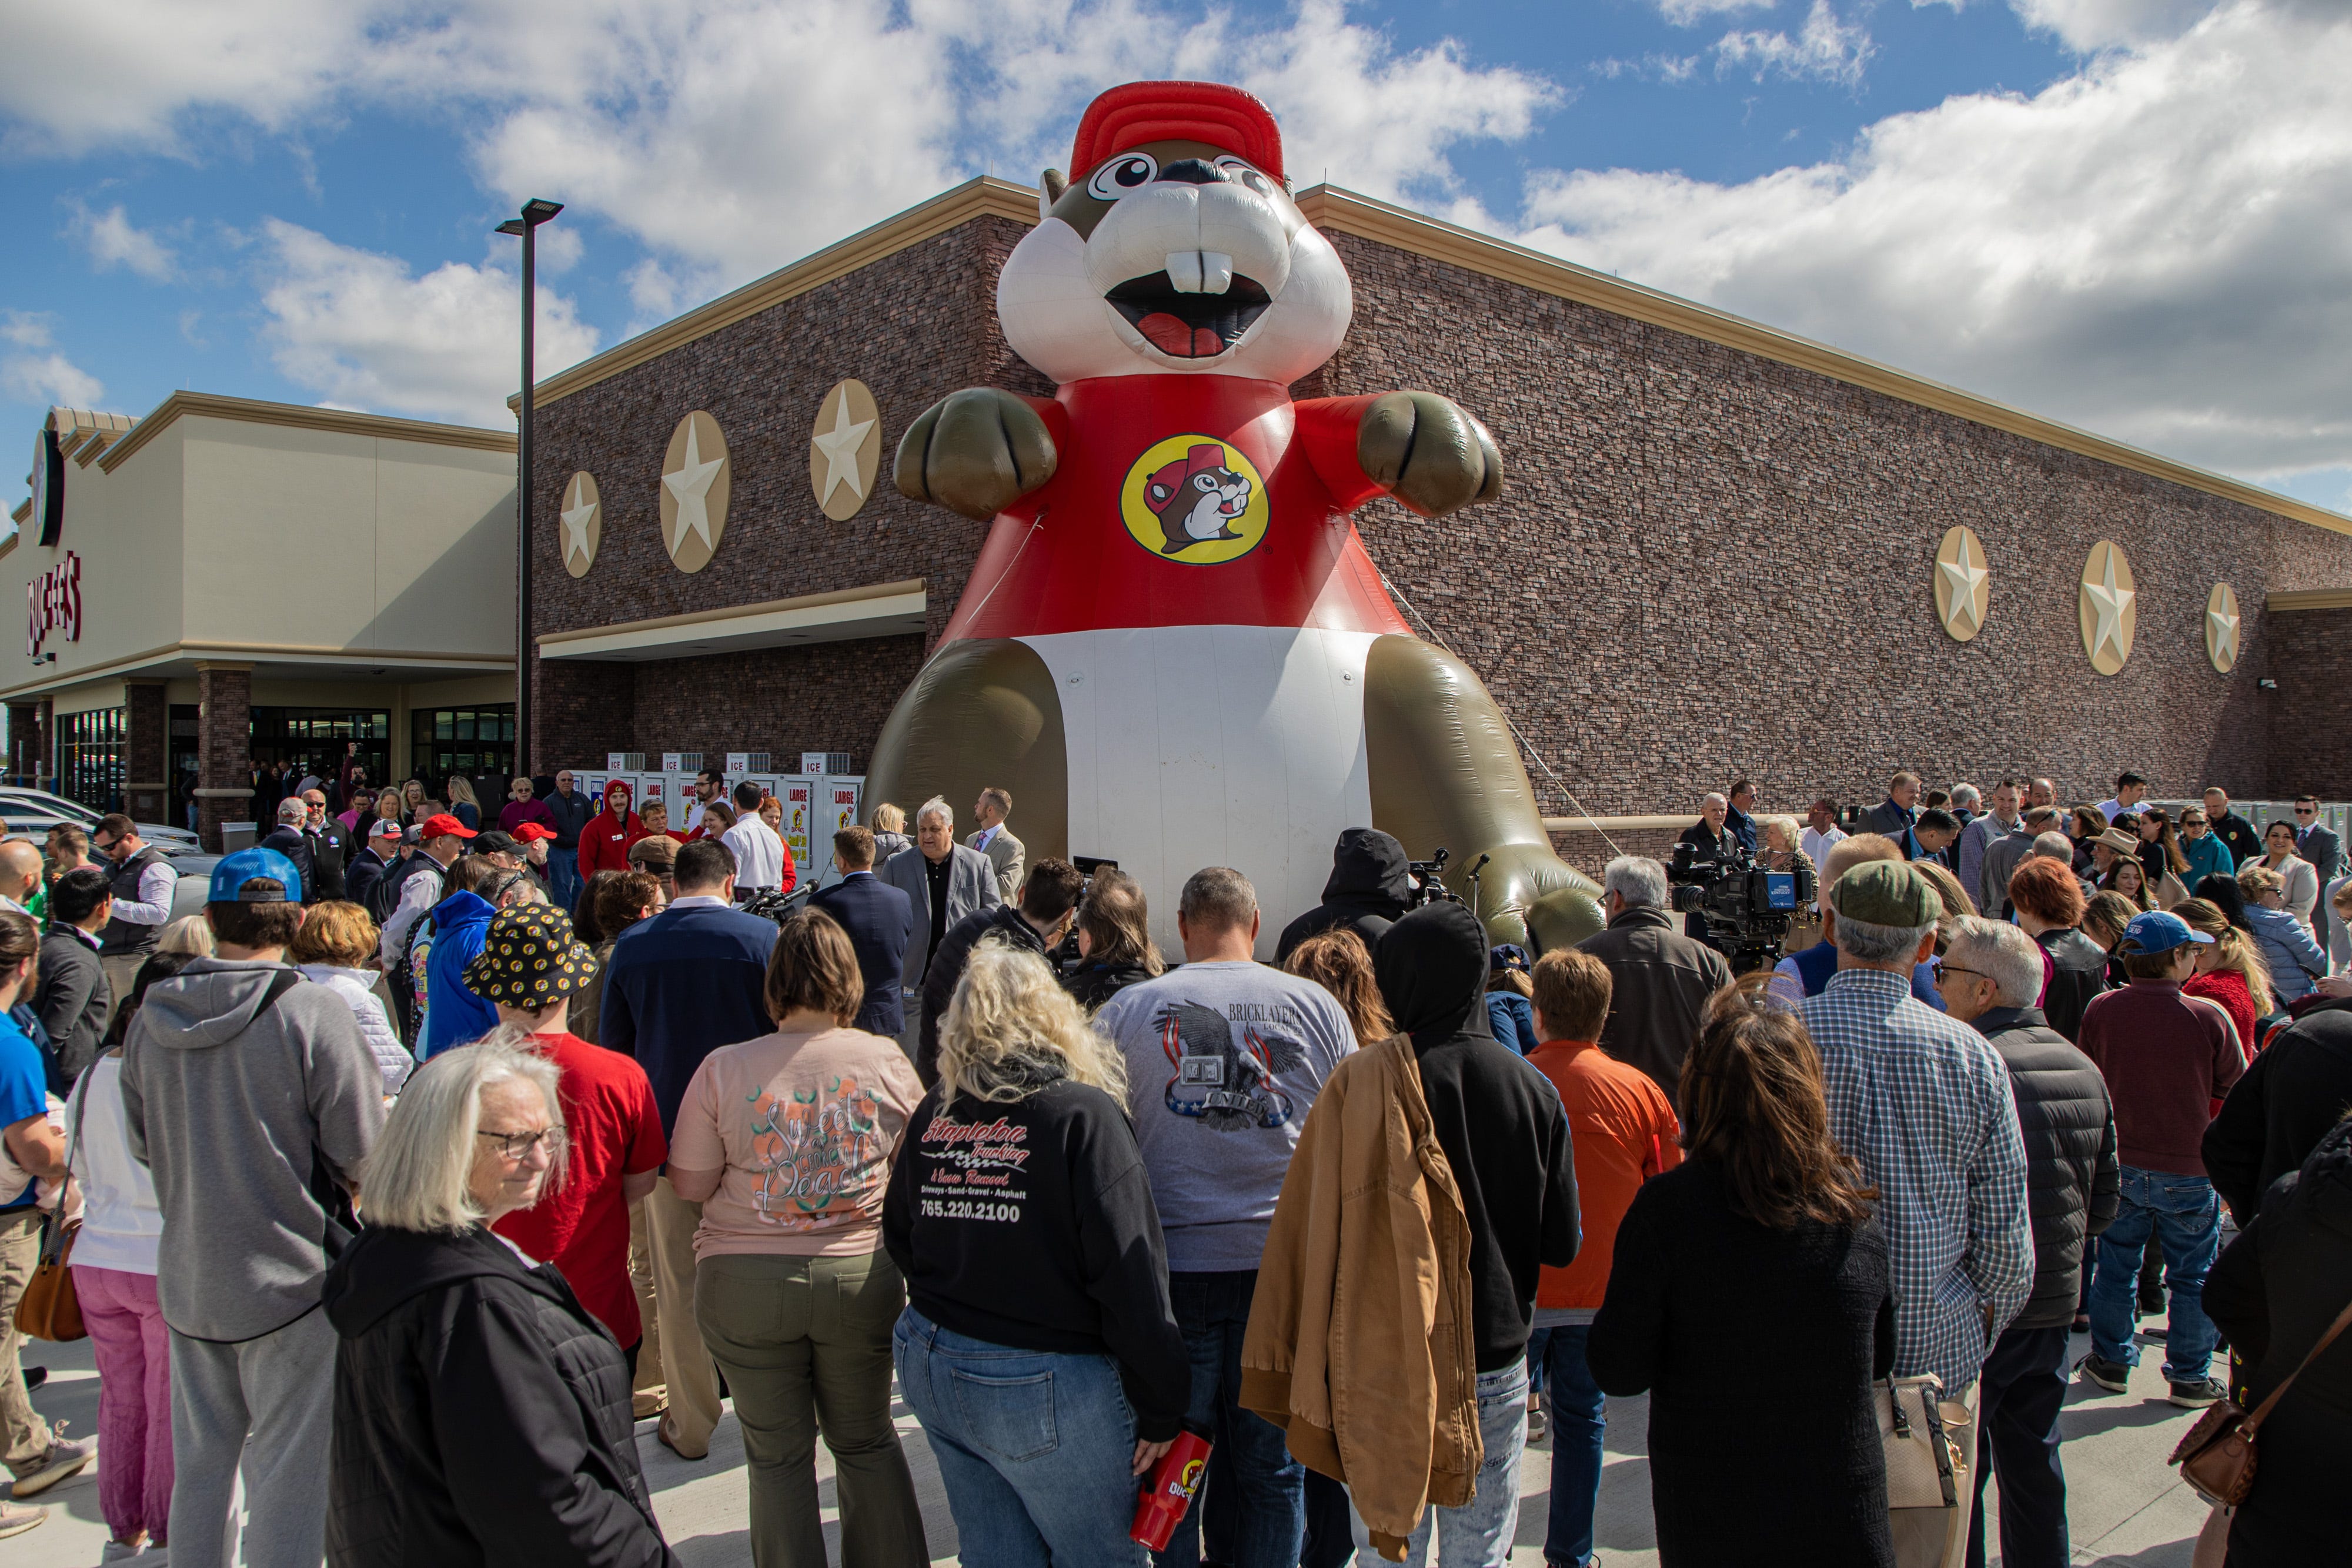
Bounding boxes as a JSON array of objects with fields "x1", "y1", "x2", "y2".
[{"x1": 1668, "y1": 841, "x2": 1814, "y2": 973}]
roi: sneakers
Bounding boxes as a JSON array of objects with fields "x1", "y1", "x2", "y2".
[
  {"x1": 1527, "y1": 1402, "x2": 1547, "y2": 1443},
  {"x1": 7, "y1": 1429, "x2": 93, "y2": 1499},
  {"x1": 0, "y1": 1502, "x2": 43, "y2": 1539},
  {"x1": 2169, "y1": 1376, "x2": 2228, "y2": 1409},
  {"x1": 2076, "y1": 1353, "x2": 2132, "y2": 1393}
]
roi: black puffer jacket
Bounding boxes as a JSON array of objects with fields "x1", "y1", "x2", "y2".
[
  {"x1": 1973, "y1": 1005, "x2": 2120, "y2": 1328},
  {"x1": 1063, "y1": 959, "x2": 1157, "y2": 1013},
  {"x1": 1275, "y1": 828, "x2": 1413, "y2": 963},
  {"x1": 2204, "y1": 1008, "x2": 2352, "y2": 1221},
  {"x1": 2202, "y1": 1120, "x2": 2352, "y2": 1567},
  {"x1": 323, "y1": 1224, "x2": 676, "y2": 1567},
  {"x1": 2034, "y1": 927, "x2": 2112, "y2": 1044}
]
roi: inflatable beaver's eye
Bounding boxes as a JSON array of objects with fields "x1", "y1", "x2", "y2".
[
  {"x1": 1215, "y1": 158, "x2": 1274, "y2": 196},
  {"x1": 1088, "y1": 153, "x2": 1159, "y2": 200},
  {"x1": 1194, "y1": 473, "x2": 1218, "y2": 492}
]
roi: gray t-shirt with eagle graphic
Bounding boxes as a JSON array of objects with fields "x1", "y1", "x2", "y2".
[{"x1": 1093, "y1": 960, "x2": 1357, "y2": 1271}]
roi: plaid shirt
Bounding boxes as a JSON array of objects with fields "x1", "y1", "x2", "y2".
[{"x1": 1802, "y1": 968, "x2": 2032, "y2": 1390}]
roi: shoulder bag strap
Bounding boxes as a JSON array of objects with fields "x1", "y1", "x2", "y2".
[
  {"x1": 2243, "y1": 1295, "x2": 2352, "y2": 1437},
  {"x1": 42, "y1": 1059, "x2": 101, "y2": 1263}
]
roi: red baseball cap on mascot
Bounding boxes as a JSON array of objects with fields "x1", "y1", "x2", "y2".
[
  {"x1": 1070, "y1": 81, "x2": 1285, "y2": 183},
  {"x1": 1147, "y1": 444, "x2": 1231, "y2": 505}
]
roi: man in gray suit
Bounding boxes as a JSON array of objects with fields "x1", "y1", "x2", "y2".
[
  {"x1": 881, "y1": 797, "x2": 1002, "y2": 1056},
  {"x1": 967, "y1": 786, "x2": 1025, "y2": 901}
]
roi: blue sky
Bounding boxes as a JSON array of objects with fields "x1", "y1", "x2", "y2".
[{"x1": 6, "y1": 0, "x2": 2348, "y2": 511}]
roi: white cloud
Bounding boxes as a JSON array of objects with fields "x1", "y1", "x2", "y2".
[
  {"x1": 1655, "y1": 0, "x2": 1778, "y2": 22},
  {"x1": 0, "y1": 312, "x2": 105, "y2": 407},
  {"x1": 1713, "y1": 0, "x2": 1874, "y2": 87},
  {"x1": 1516, "y1": 0, "x2": 2352, "y2": 484},
  {"x1": 2010, "y1": 0, "x2": 2221, "y2": 51},
  {"x1": 255, "y1": 220, "x2": 600, "y2": 427},
  {"x1": 67, "y1": 201, "x2": 176, "y2": 280}
]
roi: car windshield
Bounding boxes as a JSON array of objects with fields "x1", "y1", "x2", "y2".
[{"x1": 0, "y1": 791, "x2": 98, "y2": 825}]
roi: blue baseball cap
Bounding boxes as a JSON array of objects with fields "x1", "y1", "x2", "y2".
[
  {"x1": 208, "y1": 847, "x2": 303, "y2": 904},
  {"x1": 2120, "y1": 910, "x2": 2214, "y2": 957}
]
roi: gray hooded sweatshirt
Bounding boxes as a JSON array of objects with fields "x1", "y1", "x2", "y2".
[{"x1": 119, "y1": 957, "x2": 386, "y2": 1342}]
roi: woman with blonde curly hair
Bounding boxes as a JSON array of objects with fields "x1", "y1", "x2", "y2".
[
  {"x1": 1283, "y1": 927, "x2": 1394, "y2": 1047},
  {"x1": 2174, "y1": 898, "x2": 2273, "y2": 1057},
  {"x1": 884, "y1": 943, "x2": 1188, "y2": 1566}
]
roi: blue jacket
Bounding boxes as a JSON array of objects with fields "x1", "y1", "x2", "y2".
[
  {"x1": 420, "y1": 890, "x2": 498, "y2": 1058},
  {"x1": 808, "y1": 872, "x2": 914, "y2": 1035},
  {"x1": 601, "y1": 900, "x2": 779, "y2": 1136},
  {"x1": 2246, "y1": 905, "x2": 2326, "y2": 1003},
  {"x1": 2180, "y1": 833, "x2": 2234, "y2": 894},
  {"x1": 1485, "y1": 991, "x2": 1538, "y2": 1054},
  {"x1": 1787, "y1": 937, "x2": 1946, "y2": 1011}
]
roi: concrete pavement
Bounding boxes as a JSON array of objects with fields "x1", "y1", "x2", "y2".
[{"x1": 4, "y1": 1322, "x2": 2218, "y2": 1565}]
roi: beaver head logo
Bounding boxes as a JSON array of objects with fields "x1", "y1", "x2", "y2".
[
  {"x1": 1144, "y1": 443, "x2": 1254, "y2": 554},
  {"x1": 997, "y1": 81, "x2": 1351, "y2": 385}
]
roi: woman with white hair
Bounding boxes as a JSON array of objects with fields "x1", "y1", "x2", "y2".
[
  {"x1": 884, "y1": 943, "x2": 1189, "y2": 1564},
  {"x1": 322, "y1": 1039, "x2": 675, "y2": 1566}
]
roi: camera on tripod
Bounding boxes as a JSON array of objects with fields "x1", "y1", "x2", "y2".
[{"x1": 1668, "y1": 841, "x2": 1814, "y2": 972}]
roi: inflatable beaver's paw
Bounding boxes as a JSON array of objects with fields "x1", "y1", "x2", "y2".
[
  {"x1": 894, "y1": 387, "x2": 1060, "y2": 521},
  {"x1": 1358, "y1": 390, "x2": 1504, "y2": 518},
  {"x1": 1453, "y1": 839, "x2": 1605, "y2": 954}
]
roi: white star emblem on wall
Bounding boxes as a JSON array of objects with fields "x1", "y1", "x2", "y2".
[
  {"x1": 560, "y1": 481, "x2": 597, "y2": 570},
  {"x1": 2083, "y1": 549, "x2": 2136, "y2": 664},
  {"x1": 811, "y1": 386, "x2": 876, "y2": 506},
  {"x1": 1936, "y1": 531, "x2": 1989, "y2": 638},
  {"x1": 663, "y1": 418, "x2": 724, "y2": 555},
  {"x1": 2208, "y1": 594, "x2": 2240, "y2": 668}
]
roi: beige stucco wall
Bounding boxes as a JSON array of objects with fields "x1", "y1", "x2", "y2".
[
  {"x1": 180, "y1": 418, "x2": 514, "y2": 657},
  {"x1": 4, "y1": 410, "x2": 514, "y2": 702}
]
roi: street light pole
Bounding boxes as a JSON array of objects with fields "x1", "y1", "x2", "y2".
[{"x1": 497, "y1": 196, "x2": 563, "y2": 781}]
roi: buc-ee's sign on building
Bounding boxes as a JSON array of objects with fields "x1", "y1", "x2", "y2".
[{"x1": 28, "y1": 552, "x2": 81, "y2": 657}]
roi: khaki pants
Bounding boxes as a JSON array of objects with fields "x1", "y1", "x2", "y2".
[
  {"x1": 695, "y1": 1250, "x2": 926, "y2": 1568},
  {"x1": 628, "y1": 1197, "x2": 666, "y2": 1419},
  {"x1": 1891, "y1": 1377, "x2": 1981, "y2": 1568},
  {"x1": 101, "y1": 952, "x2": 149, "y2": 1029},
  {"x1": 0, "y1": 1209, "x2": 54, "y2": 1473},
  {"x1": 643, "y1": 1176, "x2": 723, "y2": 1455}
]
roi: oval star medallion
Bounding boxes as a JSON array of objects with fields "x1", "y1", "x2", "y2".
[
  {"x1": 808, "y1": 379, "x2": 882, "y2": 521},
  {"x1": 2078, "y1": 540, "x2": 2137, "y2": 676},
  {"x1": 2206, "y1": 583, "x2": 2241, "y2": 674},
  {"x1": 659, "y1": 410, "x2": 730, "y2": 573},
  {"x1": 1933, "y1": 525, "x2": 1989, "y2": 643},
  {"x1": 559, "y1": 470, "x2": 601, "y2": 578}
]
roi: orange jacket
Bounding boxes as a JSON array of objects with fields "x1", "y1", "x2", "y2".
[
  {"x1": 1241, "y1": 1035, "x2": 1479, "y2": 1561},
  {"x1": 1525, "y1": 1038, "x2": 1682, "y2": 1311}
]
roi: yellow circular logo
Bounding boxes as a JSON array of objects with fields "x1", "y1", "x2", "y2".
[{"x1": 1120, "y1": 434, "x2": 1269, "y2": 564}]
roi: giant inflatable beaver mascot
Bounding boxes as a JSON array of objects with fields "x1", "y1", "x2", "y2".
[{"x1": 867, "y1": 79, "x2": 1603, "y2": 953}]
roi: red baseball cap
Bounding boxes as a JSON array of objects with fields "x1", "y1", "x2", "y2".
[
  {"x1": 512, "y1": 821, "x2": 558, "y2": 842},
  {"x1": 416, "y1": 813, "x2": 477, "y2": 840},
  {"x1": 1070, "y1": 81, "x2": 1284, "y2": 182}
]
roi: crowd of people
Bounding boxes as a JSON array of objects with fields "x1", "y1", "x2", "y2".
[{"x1": 0, "y1": 765, "x2": 2344, "y2": 1568}]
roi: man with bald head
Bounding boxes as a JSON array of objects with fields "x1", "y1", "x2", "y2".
[{"x1": 0, "y1": 842, "x2": 42, "y2": 917}]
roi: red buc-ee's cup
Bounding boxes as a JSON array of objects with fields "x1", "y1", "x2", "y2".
[{"x1": 1131, "y1": 1423, "x2": 1215, "y2": 1550}]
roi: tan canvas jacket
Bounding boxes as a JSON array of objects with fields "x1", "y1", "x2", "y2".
[{"x1": 1240, "y1": 1034, "x2": 1479, "y2": 1561}]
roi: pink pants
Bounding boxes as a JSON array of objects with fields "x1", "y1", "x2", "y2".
[{"x1": 73, "y1": 1264, "x2": 172, "y2": 1544}]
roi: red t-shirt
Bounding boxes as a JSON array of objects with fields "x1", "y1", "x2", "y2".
[{"x1": 493, "y1": 1032, "x2": 668, "y2": 1343}]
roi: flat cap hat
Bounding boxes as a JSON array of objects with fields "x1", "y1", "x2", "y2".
[{"x1": 1828, "y1": 860, "x2": 1938, "y2": 928}]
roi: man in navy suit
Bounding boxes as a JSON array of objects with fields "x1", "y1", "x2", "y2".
[
  {"x1": 2293, "y1": 794, "x2": 2343, "y2": 886},
  {"x1": 600, "y1": 836, "x2": 779, "y2": 1463},
  {"x1": 808, "y1": 825, "x2": 913, "y2": 1035}
]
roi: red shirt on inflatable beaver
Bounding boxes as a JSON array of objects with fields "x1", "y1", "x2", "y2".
[{"x1": 868, "y1": 79, "x2": 1601, "y2": 954}]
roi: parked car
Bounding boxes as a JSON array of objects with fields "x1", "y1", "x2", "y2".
[{"x1": 0, "y1": 788, "x2": 202, "y2": 852}]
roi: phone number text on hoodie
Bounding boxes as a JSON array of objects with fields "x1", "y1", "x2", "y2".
[{"x1": 918, "y1": 1192, "x2": 1024, "y2": 1223}]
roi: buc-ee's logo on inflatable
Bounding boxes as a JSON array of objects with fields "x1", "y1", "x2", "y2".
[
  {"x1": 1121, "y1": 436, "x2": 1269, "y2": 564},
  {"x1": 27, "y1": 551, "x2": 81, "y2": 657}
]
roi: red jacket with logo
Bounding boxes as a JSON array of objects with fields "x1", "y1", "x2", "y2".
[{"x1": 578, "y1": 810, "x2": 649, "y2": 880}]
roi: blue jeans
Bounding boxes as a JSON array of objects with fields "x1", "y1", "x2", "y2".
[
  {"x1": 1350, "y1": 1359, "x2": 1528, "y2": 1567},
  {"x1": 2089, "y1": 1166, "x2": 2223, "y2": 1383},
  {"x1": 546, "y1": 846, "x2": 581, "y2": 912},
  {"x1": 894, "y1": 1306, "x2": 1147, "y2": 1567},
  {"x1": 1538, "y1": 1327, "x2": 1604, "y2": 1568},
  {"x1": 1160, "y1": 1271, "x2": 1303, "y2": 1568}
]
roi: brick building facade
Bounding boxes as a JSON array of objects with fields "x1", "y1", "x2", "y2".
[{"x1": 526, "y1": 178, "x2": 2352, "y2": 822}]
